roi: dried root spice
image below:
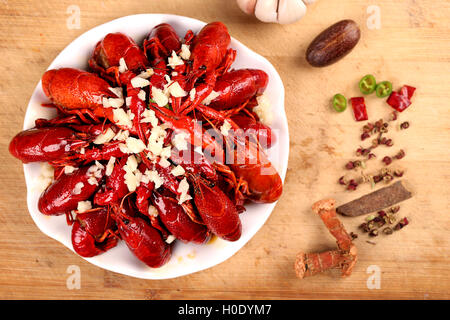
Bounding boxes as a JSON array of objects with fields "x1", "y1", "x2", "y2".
[{"x1": 336, "y1": 181, "x2": 412, "y2": 217}]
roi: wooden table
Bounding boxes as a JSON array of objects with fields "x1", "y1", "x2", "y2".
[{"x1": 1, "y1": 0, "x2": 449, "y2": 300}]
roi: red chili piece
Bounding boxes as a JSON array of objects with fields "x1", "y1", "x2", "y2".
[
  {"x1": 350, "y1": 97, "x2": 368, "y2": 121},
  {"x1": 400, "y1": 85, "x2": 416, "y2": 100},
  {"x1": 387, "y1": 85, "x2": 416, "y2": 112}
]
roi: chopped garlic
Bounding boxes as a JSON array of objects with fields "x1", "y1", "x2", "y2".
[
  {"x1": 118, "y1": 57, "x2": 128, "y2": 73},
  {"x1": 189, "y1": 88, "x2": 196, "y2": 101},
  {"x1": 37, "y1": 163, "x2": 54, "y2": 191},
  {"x1": 126, "y1": 155, "x2": 138, "y2": 173},
  {"x1": 64, "y1": 166, "x2": 77, "y2": 175},
  {"x1": 159, "y1": 157, "x2": 171, "y2": 168},
  {"x1": 73, "y1": 182, "x2": 84, "y2": 195},
  {"x1": 180, "y1": 44, "x2": 191, "y2": 60},
  {"x1": 93, "y1": 127, "x2": 115, "y2": 145},
  {"x1": 77, "y1": 200, "x2": 92, "y2": 213},
  {"x1": 165, "y1": 235, "x2": 176, "y2": 244},
  {"x1": 148, "y1": 205, "x2": 159, "y2": 218},
  {"x1": 253, "y1": 94, "x2": 273, "y2": 125},
  {"x1": 140, "y1": 109, "x2": 158, "y2": 127},
  {"x1": 167, "y1": 50, "x2": 184, "y2": 69},
  {"x1": 131, "y1": 76, "x2": 150, "y2": 88},
  {"x1": 147, "y1": 125, "x2": 167, "y2": 157},
  {"x1": 125, "y1": 137, "x2": 146, "y2": 154},
  {"x1": 172, "y1": 132, "x2": 189, "y2": 151},
  {"x1": 138, "y1": 68, "x2": 154, "y2": 79},
  {"x1": 124, "y1": 170, "x2": 139, "y2": 192},
  {"x1": 144, "y1": 169, "x2": 164, "y2": 189},
  {"x1": 137, "y1": 90, "x2": 146, "y2": 101},
  {"x1": 113, "y1": 130, "x2": 129, "y2": 141},
  {"x1": 119, "y1": 143, "x2": 130, "y2": 154},
  {"x1": 177, "y1": 177, "x2": 192, "y2": 204},
  {"x1": 160, "y1": 146, "x2": 172, "y2": 159},
  {"x1": 125, "y1": 96, "x2": 132, "y2": 107},
  {"x1": 171, "y1": 165, "x2": 185, "y2": 177},
  {"x1": 105, "y1": 157, "x2": 116, "y2": 176},
  {"x1": 113, "y1": 108, "x2": 133, "y2": 129},
  {"x1": 87, "y1": 176, "x2": 98, "y2": 186},
  {"x1": 151, "y1": 86, "x2": 169, "y2": 107},
  {"x1": 194, "y1": 146, "x2": 203, "y2": 155},
  {"x1": 220, "y1": 120, "x2": 232, "y2": 136},
  {"x1": 108, "y1": 87, "x2": 123, "y2": 99},
  {"x1": 168, "y1": 81, "x2": 187, "y2": 98},
  {"x1": 202, "y1": 90, "x2": 220, "y2": 105},
  {"x1": 94, "y1": 161, "x2": 105, "y2": 170},
  {"x1": 102, "y1": 97, "x2": 124, "y2": 109},
  {"x1": 123, "y1": 155, "x2": 140, "y2": 192}
]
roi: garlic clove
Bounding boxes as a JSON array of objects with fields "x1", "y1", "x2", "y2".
[
  {"x1": 254, "y1": 0, "x2": 279, "y2": 23},
  {"x1": 236, "y1": 0, "x2": 257, "y2": 15},
  {"x1": 277, "y1": 0, "x2": 307, "y2": 25}
]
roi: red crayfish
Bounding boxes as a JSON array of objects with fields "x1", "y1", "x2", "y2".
[{"x1": 9, "y1": 21, "x2": 283, "y2": 269}]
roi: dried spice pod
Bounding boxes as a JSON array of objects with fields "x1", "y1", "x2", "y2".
[
  {"x1": 336, "y1": 181, "x2": 412, "y2": 217},
  {"x1": 306, "y1": 19, "x2": 361, "y2": 67}
]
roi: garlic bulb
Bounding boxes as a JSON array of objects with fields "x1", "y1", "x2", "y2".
[{"x1": 236, "y1": 0, "x2": 316, "y2": 25}]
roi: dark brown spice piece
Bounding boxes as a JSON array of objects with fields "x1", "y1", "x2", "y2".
[
  {"x1": 345, "y1": 161, "x2": 355, "y2": 170},
  {"x1": 395, "y1": 149, "x2": 406, "y2": 160},
  {"x1": 383, "y1": 156, "x2": 392, "y2": 165},
  {"x1": 390, "y1": 111, "x2": 398, "y2": 121},
  {"x1": 390, "y1": 206, "x2": 400, "y2": 214},
  {"x1": 394, "y1": 217, "x2": 409, "y2": 230},
  {"x1": 361, "y1": 132, "x2": 370, "y2": 140},
  {"x1": 347, "y1": 180, "x2": 358, "y2": 190},
  {"x1": 363, "y1": 123, "x2": 374, "y2": 133},
  {"x1": 400, "y1": 121, "x2": 410, "y2": 129},
  {"x1": 373, "y1": 174, "x2": 383, "y2": 183},
  {"x1": 383, "y1": 173, "x2": 394, "y2": 183},
  {"x1": 378, "y1": 210, "x2": 387, "y2": 217},
  {"x1": 394, "y1": 170, "x2": 404, "y2": 177},
  {"x1": 385, "y1": 139, "x2": 394, "y2": 147},
  {"x1": 368, "y1": 229, "x2": 379, "y2": 237},
  {"x1": 359, "y1": 222, "x2": 370, "y2": 232},
  {"x1": 336, "y1": 181, "x2": 412, "y2": 217}
]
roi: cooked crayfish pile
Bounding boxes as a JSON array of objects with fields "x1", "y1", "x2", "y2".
[{"x1": 9, "y1": 21, "x2": 283, "y2": 268}]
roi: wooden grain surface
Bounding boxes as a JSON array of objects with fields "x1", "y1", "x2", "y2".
[{"x1": 0, "y1": 0, "x2": 449, "y2": 300}]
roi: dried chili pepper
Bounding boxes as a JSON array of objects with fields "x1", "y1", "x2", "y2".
[{"x1": 350, "y1": 97, "x2": 368, "y2": 121}]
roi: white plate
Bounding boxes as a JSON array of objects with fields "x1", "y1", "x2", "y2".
[{"x1": 22, "y1": 14, "x2": 289, "y2": 279}]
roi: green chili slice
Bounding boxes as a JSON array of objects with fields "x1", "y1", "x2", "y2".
[
  {"x1": 375, "y1": 81, "x2": 393, "y2": 98},
  {"x1": 333, "y1": 94, "x2": 347, "y2": 112},
  {"x1": 359, "y1": 74, "x2": 377, "y2": 95}
]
